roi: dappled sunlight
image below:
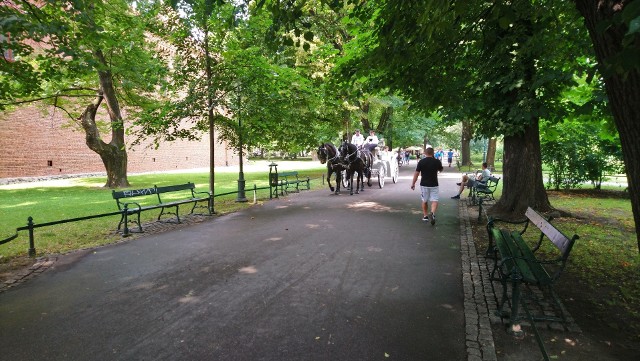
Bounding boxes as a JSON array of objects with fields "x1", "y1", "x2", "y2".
[
  {"x1": 346, "y1": 201, "x2": 400, "y2": 213},
  {"x1": 275, "y1": 205, "x2": 290, "y2": 209},
  {"x1": 305, "y1": 224, "x2": 320, "y2": 229},
  {"x1": 3, "y1": 201, "x2": 38, "y2": 208},
  {"x1": 178, "y1": 290, "x2": 199, "y2": 304},
  {"x1": 264, "y1": 237, "x2": 282, "y2": 242},
  {"x1": 440, "y1": 303, "x2": 455, "y2": 310},
  {"x1": 239, "y1": 266, "x2": 258, "y2": 274},
  {"x1": 130, "y1": 282, "x2": 156, "y2": 291},
  {"x1": 367, "y1": 246, "x2": 383, "y2": 252}
]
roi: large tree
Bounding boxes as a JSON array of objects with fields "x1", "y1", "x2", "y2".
[
  {"x1": 572, "y1": 1, "x2": 640, "y2": 249},
  {"x1": 1, "y1": 0, "x2": 165, "y2": 188}
]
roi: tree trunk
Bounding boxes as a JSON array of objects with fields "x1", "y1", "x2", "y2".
[
  {"x1": 492, "y1": 118, "x2": 550, "y2": 218},
  {"x1": 359, "y1": 99, "x2": 371, "y2": 132},
  {"x1": 574, "y1": 0, "x2": 640, "y2": 252},
  {"x1": 378, "y1": 106, "x2": 393, "y2": 146},
  {"x1": 79, "y1": 94, "x2": 130, "y2": 189},
  {"x1": 461, "y1": 120, "x2": 473, "y2": 166},
  {"x1": 79, "y1": 50, "x2": 130, "y2": 188},
  {"x1": 486, "y1": 138, "x2": 497, "y2": 169}
]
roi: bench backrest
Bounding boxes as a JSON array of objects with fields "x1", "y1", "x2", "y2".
[
  {"x1": 278, "y1": 171, "x2": 298, "y2": 177},
  {"x1": 155, "y1": 183, "x2": 195, "y2": 194},
  {"x1": 112, "y1": 183, "x2": 197, "y2": 209},
  {"x1": 112, "y1": 187, "x2": 158, "y2": 200},
  {"x1": 525, "y1": 207, "x2": 578, "y2": 259}
]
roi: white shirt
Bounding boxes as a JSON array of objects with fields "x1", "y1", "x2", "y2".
[
  {"x1": 478, "y1": 168, "x2": 491, "y2": 182},
  {"x1": 351, "y1": 133, "x2": 365, "y2": 147},
  {"x1": 366, "y1": 134, "x2": 379, "y2": 145}
]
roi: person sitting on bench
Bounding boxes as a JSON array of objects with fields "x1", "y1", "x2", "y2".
[{"x1": 451, "y1": 162, "x2": 491, "y2": 199}]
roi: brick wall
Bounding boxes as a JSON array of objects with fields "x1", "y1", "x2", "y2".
[{"x1": 0, "y1": 106, "x2": 238, "y2": 179}]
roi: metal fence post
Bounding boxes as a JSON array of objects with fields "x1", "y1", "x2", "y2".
[{"x1": 27, "y1": 216, "x2": 36, "y2": 257}]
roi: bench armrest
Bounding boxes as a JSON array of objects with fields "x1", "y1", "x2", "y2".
[
  {"x1": 487, "y1": 217, "x2": 529, "y2": 233},
  {"x1": 121, "y1": 201, "x2": 143, "y2": 211}
]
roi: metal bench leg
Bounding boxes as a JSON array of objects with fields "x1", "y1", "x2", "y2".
[
  {"x1": 496, "y1": 276, "x2": 510, "y2": 317},
  {"x1": 137, "y1": 213, "x2": 143, "y2": 232},
  {"x1": 508, "y1": 275, "x2": 524, "y2": 337},
  {"x1": 522, "y1": 301, "x2": 552, "y2": 361}
]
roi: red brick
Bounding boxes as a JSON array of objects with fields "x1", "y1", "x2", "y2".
[{"x1": 0, "y1": 106, "x2": 238, "y2": 178}]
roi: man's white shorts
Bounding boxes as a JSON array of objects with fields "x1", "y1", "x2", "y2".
[{"x1": 420, "y1": 186, "x2": 439, "y2": 203}]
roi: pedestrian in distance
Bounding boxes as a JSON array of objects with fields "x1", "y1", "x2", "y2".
[
  {"x1": 411, "y1": 147, "x2": 443, "y2": 225},
  {"x1": 447, "y1": 149, "x2": 454, "y2": 167}
]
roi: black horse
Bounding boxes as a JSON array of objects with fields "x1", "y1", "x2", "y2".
[
  {"x1": 338, "y1": 141, "x2": 373, "y2": 195},
  {"x1": 317, "y1": 142, "x2": 346, "y2": 194}
]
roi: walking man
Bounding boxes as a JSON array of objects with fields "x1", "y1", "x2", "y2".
[{"x1": 411, "y1": 147, "x2": 443, "y2": 225}]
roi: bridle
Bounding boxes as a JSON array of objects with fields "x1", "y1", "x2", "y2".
[
  {"x1": 321, "y1": 144, "x2": 341, "y2": 162},
  {"x1": 339, "y1": 143, "x2": 360, "y2": 165}
]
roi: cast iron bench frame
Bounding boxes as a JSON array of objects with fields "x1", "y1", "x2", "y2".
[
  {"x1": 112, "y1": 182, "x2": 212, "y2": 234},
  {"x1": 275, "y1": 171, "x2": 310, "y2": 195},
  {"x1": 486, "y1": 207, "x2": 579, "y2": 359}
]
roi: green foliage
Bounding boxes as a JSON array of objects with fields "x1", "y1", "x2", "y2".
[
  {"x1": 1, "y1": 1, "x2": 166, "y2": 114},
  {"x1": 133, "y1": 1, "x2": 344, "y2": 154},
  {"x1": 541, "y1": 119, "x2": 624, "y2": 190}
]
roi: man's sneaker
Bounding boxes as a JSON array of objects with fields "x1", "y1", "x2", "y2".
[
  {"x1": 430, "y1": 213, "x2": 436, "y2": 225},
  {"x1": 451, "y1": 194, "x2": 460, "y2": 199},
  {"x1": 422, "y1": 215, "x2": 429, "y2": 222}
]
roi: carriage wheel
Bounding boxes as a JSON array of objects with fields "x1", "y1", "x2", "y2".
[
  {"x1": 392, "y1": 163, "x2": 399, "y2": 183},
  {"x1": 378, "y1": 164, "x2": 386, "y2": 188},
  {"x1": 341, "y1": 170, "x2": 349, "y2": 188}
]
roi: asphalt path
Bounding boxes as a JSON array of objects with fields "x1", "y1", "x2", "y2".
[{"x1": 0, "y1": 164, "x2": 467, "y2": 361}]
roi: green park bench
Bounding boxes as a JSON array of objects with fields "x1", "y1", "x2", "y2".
[
  {"x1": 486, "y1": 207, "x2": 579, "y2": 359},
  {"x1": 112, "y1": 182, "x2": 211, "y2": 235},
  {"x1": 273, "y1": 171, "x2": 310, "y2": 195}
]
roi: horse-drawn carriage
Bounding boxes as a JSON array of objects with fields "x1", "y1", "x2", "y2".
[
  {"x1": 317, "y1": 141, "x2": 399, "y2": 195},
  {"x1": 370, "y1": 149, "x2": 400, "y2": 188}
]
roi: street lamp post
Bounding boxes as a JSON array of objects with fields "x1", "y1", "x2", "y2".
[{"x1": 236, "y1": 112, "x2": 248, "y2": 203}]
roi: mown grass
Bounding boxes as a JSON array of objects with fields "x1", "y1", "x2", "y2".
[
  {"x1": 1, "y1": 165, "x2": 326, "y2": 260},
  {"x1": 546, "y1": 190, "x2": 639, "y2": 327}
]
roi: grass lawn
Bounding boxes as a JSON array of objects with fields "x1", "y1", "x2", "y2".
[{"x1": 0, "y1": 164, "x2": 327, "y2": 260}]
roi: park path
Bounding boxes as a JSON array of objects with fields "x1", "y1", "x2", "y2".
[{"x1": 0, "y1": 163, "x2": 474, "y2": 361}]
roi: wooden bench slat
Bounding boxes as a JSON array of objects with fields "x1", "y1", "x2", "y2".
[{"x1": 525, "y1": 207, "x2": 574, "y2": 256}]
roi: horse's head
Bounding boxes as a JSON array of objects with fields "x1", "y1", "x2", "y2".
[
  {"x1": 338, "y1": 141, "x2": 354, "y2": 161},
  {"x1": 317, "y1": 144, "x2": 328, "y2": 164}
]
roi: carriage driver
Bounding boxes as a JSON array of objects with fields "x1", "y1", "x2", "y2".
[
  {"x1": 351, "y1": 129, "x2": 365, "y2": 149},
  {"x1": 364, "y1": 130, "x2": 380, "y2": 158}
]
